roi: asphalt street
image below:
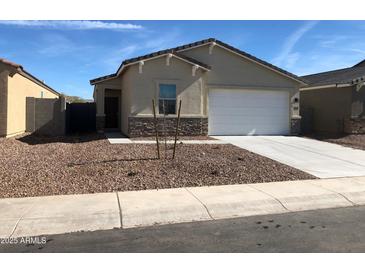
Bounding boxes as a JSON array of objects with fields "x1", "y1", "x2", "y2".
[{"x1": 2, "y1": 205, "x2": 365, "y2": 252}]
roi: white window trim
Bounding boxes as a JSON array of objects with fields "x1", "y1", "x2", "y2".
[{"x1": 154, "y1": 79, "x2": 180, "y2": 115}]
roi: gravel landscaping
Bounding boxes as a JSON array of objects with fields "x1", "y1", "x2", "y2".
[
  {"x1": 307, "y1": 134, "x2": 365, "y2": 151},
  {"x1": 0, "y1": 134, "x2": 315, "y2": 198}
]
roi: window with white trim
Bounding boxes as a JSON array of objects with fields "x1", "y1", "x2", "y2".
[{"x1": 158, "y1": 84, "x2": 176, "y2": 115}]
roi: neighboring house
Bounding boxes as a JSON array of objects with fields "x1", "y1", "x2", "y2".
[
  {"x1": 0, "y1": 58, "x2": 60, "y2": 137},
  {"x1": 90, "y1": 38, "x2": 306, "y2": 137},
  {"x1": 301, "y1": 60, "x2": 365, "y2": 134}
]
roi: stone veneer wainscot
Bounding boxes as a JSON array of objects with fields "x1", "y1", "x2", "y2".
[{"x1": 128, "y1": 116, "x2": 208, "y2": 137}]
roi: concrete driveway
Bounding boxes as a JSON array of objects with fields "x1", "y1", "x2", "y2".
[{"x1": 215, "y1": 136, "x2": 365, "y2": 178}]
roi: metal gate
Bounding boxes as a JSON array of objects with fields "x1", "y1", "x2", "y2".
[{"x1": 66, "y1": 103, "x2": 96, "y2": 134}]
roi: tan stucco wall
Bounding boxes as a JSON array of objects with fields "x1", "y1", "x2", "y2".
[
  {"x1": 180, "y1": 44, "x2": 301, "y2": 117},
  {"x1": 121, "y1": 69, "x2": 132, "y2": 134},
  {"x1": 300, "y1": 86, "x2": 352, "y2": 133},
  {"x1": 125, "y1": 56, "x2": 204, "y2": 117},
  {"x1": 6, "y1": 73, "x2": 59, "y2": 136},
  {"x1": 94, "y1": 44, "x2": 303, "y2": 135},
  {"x1": 95, "y1": 58, "x2": 204, "y2": 135}
]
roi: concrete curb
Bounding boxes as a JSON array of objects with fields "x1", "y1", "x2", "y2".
[{"x1": 1, "y1": 176, "x2": 365, "y2": 237}]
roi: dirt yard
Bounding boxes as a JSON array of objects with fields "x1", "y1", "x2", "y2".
[
  {"x1": 0, "y1": 134, "x2": 315, "y2": 198},
  {"x1": 308, "y1": 134, "x2": 365, "y2": 151}
]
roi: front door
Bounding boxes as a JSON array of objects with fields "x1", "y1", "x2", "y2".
[{"x1": 104, "y1": 97, "x2": 119, "y2": 129}]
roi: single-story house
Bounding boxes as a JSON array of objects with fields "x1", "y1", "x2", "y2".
[
  {"x1": 0, "y1": 58, "x2": 60, "y2": 137},
  {"x1": 90, "y1": 38, "x2": 306, "y2": 137},
  {"x1": 301, "y1": 59, "x2": 365, "y2": 134}
]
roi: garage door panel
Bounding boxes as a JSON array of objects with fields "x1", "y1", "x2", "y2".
[
  {"x1": 210, "y1": 112, "x2": 288, "y2": 119},
  {"x1": 210, "y1": 109, "x2": 289, "y2": 117},
  {"x1": 210, "y1": 95, "x2": 287, "y2": 101},
  {"x1": 209, "y1": 101, "x2": 287, "y2": 108},
  {"x1": 208, "y1": 89, "x2": 290, "y2": 135},
  {"x1": 210, "y1": 94, "x2": 287, "y2": 100},
  {"x1": 210, "y1": 117, "x2": 288, "y2": 125}
]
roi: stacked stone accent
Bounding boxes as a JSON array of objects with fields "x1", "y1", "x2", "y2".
[
  {"x1": 128, "y1": 116, "x2": 208, "y2": 137},
  {"x1": 344, "y1": 118, "x2": 365, "y2": 134},
  {"x1": 290, "y1": 117, "x2": 301, "y2": 136}
]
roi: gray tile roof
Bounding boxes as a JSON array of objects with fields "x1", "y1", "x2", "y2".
[
  {"x1": 302, "y1": 60, "x2": 365, "y2": 88},
  {"x1": 90, "y1": 38, "x2": 305, "y2": 85},
  {"x1": 353, "y1": 59, "x2": 365, "y2": 67}
]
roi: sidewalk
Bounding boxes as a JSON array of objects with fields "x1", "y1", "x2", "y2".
[
  {"x1": 1, "y1": 176, "x2": 365, "y2": 238},
  {"x1": 105, "y1": 132, "x2": 227, "y2": 144}
]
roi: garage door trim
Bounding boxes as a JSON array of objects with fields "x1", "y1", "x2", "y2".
[{"x1": 208, "y1": 88, "x2": 290, "y2": 136}]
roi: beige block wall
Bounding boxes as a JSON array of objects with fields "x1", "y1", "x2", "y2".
[
  {"x1": 300, "y1": 86, "x2": 352, "y2": 133},
  {"x1": 351, "y1": 85, "x2": 365, "y2": 118},
  {"x1": 6, "y1": 73, "x2": 58, "y2": 136},
  {"x1": 0, "y1": 66, "x2": 9, "y2": 137}
]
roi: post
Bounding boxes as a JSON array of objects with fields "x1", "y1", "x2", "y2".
[
  {"x1": 172, "y1": 100, "x2": 182, "y2": 159},
  {"x1": 152, "y1": 99, "x2": 160, "y2": 159},
  {"x1": 163, "y1": 100, "x2": 167, "y2": 159}
]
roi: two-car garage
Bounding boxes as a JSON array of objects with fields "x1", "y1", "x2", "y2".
[{"x1": 208, "y1": 88, "x2": 290, "y2": 135}]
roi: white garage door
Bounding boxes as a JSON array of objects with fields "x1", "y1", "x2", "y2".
[{"x1": 208, "y1": 88, "x2": 290, "y2": 135}]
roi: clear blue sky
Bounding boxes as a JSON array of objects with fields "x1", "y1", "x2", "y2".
[{"x1": 0, "y1": 20, "x2": 364, "y2": 99}]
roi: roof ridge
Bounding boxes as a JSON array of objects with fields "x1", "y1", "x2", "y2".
[
  {"x1": 353, "y1": 59, "x2": 365, "y2": 67},
  {"x1": 0, "y1": 58, "x2": 22, "y2": 69},
  {"x1": 302, "y1": 66, "x2": 354, "y2": 77}
]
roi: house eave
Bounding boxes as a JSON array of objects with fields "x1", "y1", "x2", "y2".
[
  {"x1": 300, "y1": 83, "x2": 353, "y2": 91},
  {"x1": 90, "y1": 53, "x2": 211, "y2": 85}
]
